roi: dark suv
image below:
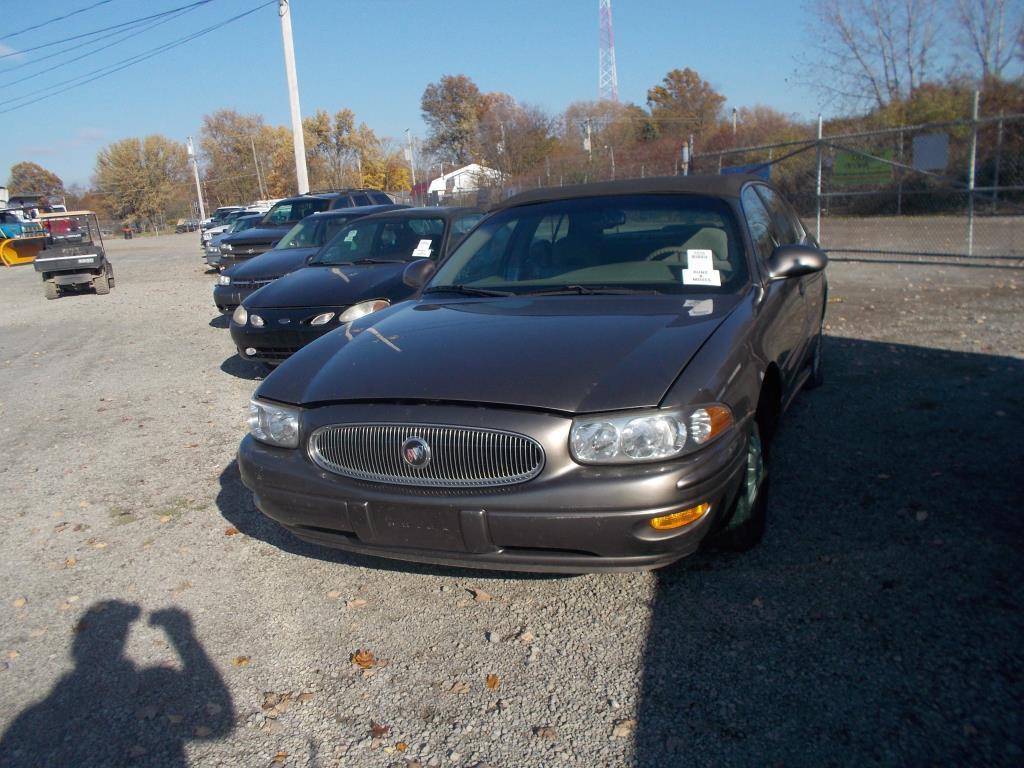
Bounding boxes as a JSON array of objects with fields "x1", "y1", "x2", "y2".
[{"x1": 217, "y1": 190, "x2": 395, "y2": 270}]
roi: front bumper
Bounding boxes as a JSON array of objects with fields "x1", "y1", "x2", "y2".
[
  {"x1": 237, "y1": 403, "x2": 749, "y2": 573},
  {"x1": 229, "y1": 305, "x2": 342, "y2": 362}
]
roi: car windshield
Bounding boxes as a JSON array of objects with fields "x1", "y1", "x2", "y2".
[
  {"x1": 429, "y1": 194, "x2": 748, "y2": 295},
  {"x1": 262, "y1": 198, "x2": 330, "y2": 226},
  {"x1": 275, "y1": 214, "x2": 356, "y2": 250},
  {"x1": 43, "y1": 214, "x2": 99, "y2": 247},
  {"x1": 230, "y1": 216, "x2": 261, "y2": 233},
  {"x1": 311, "y1": 217, "x2": 445, "y2": 266}
]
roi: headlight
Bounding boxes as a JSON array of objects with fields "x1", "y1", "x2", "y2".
[
  {"x1": 232, "y1": 305, "x2": 247, "y2": 325},
  {"x1": 309, "y1": 311, "x2": 335, "y2": 326},
  {"x1": 339, "y1": 299, "x2": 389, "y2": 323},
  {"x1": 250, "y1": 314, "x2": 264, "y2": 328},
  {"x1": 570, "y1": 404, "x2": 733, "y2": 464},
  {"x1": 221, "y1": 243, "x2": 233, "y2": 253},
  {"x1": 248, "y1": 399, "x2": 300, "y2": 448},
  {"x1": 218, "y1": 275, "x2": 231, "y2": 286}
]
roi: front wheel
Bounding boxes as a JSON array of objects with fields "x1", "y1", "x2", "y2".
[{"x1": 714, "y1": 421, "x2": 768, "y2": 552}]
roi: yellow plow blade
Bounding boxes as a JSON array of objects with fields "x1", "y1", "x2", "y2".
[{"x1": 0, "y1": 236, "x2": 44, "y2": 267}]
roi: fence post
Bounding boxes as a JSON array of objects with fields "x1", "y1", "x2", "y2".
[
  {"x1": 967, "y1": 90, "x2": 979, "y2": 257},
  {"x1": 815, "y1": 114, "x2": 823, "y2": 243},
  {"x1": 992, "y1": 111, "x2": 1004, "y2": 214},
  {"x1": 896, "y1": 129, "x2": 904, "y2": 216}
]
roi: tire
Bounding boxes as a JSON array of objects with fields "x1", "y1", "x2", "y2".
[
  {"x1": 714, "y1": 421, "x2": 769, "y2": 552},
  {"x1": 93, "y1": 271, "x2": 110, "y2": 295},
  {"x1": 44, "y1": 280, "x2": 59, "y2": 300}
]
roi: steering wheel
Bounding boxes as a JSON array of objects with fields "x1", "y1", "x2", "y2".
[{"x1": 645, "y1": 246, "x2": 687, "y2": 262}]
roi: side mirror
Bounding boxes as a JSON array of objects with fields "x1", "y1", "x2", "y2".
[
  {"x1": 402, "y1": 259, "x2": 437, "y2": 288},
  {"x1": 766, "y1": 244, "x2": 828, "y2": 280}
]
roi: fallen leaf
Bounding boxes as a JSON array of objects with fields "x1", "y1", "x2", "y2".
[
  {"x1": 350, "y1": 649, "x2": 376, "y2": 669},
  {"x1": 93, "y1": 541, "x2": 108, "y2": 549},
  {"x1": 63, "y1": 558, "x2": 77, "y2": 569},
  {"x1": 205, "y1": 702, "x2": 222, "y2": 716},
  {"x1": 370, "y1": 720, "x2": 390, "y2": 738},
  {"x1": 486, "y1": 674, "x2": 500, "y2": 690},
  {"x1": 224, "y1": 527, "x2": 239, "y2": 536},
  {"x1": 194, "y1": 725, "x2": 212, "y2": 738},
  {"x1": 296, "y1": 691, "x2": 314, "y2": 702},
  {"x1": 232, "y1": 655, "x2": 250, "y2": 667},
  {"x1": 533, "y1": 725, "x2": 557, "y2": 740},
  {"x1": 273, "y1": 751, "x2": 288, "y2": 763},
  {"x1": 396, "y1": 742, "x2": 408, "y2": 752},
  {"x1": 262, "y1": 692, "x2": 284, "y2": 709},
  {"x1": 344, "y1": 598, "x2": 367, "y2": 610},
  {"x1": 159, "y1": 515, "x2": 172, "y2": 524},
  {"x1": 12, "y1": 597, "x2": 26, "y2": 609},
  {"x1": 166, "y1": 714, "x2": 183, "y2": 725},
  {"x1": 447, "y1": 681, "x2": 470, "y2": 694},
  {"x1": 518, "y1": 630, "x2": 535, "y2": 644},
  {"x1": 469, "y1": 588, "x2": 492, "y2": 602},
  {"x1": 611, "y1": 718, "x2": 636, "y2": 738},
  {"x1": 137, "y1": 705, "x2": 159, "y2": 721},
  {"x1": 7, "y1": 650, "x2": 19, "y2": 660},
  {"x1": 326, "y1": 590, "x2": 343, "y2": 600}
]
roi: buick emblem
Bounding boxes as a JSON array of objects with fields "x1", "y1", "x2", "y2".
[
  {"x1": 278, "y1": 318, "x2": 291, "y2": 324},
  {"x1": 401, "y1": 436, "x2": 431, "y2": 468}
]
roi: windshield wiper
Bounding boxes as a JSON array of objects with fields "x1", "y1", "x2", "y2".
[
  {"x1": 423, "y1": 284, "x2": 515, "y2": 297},
  {"x1": 519, "y1": 284, "x2": 661, "y2": 296},
  {"x1": 348, "y1": 258, "x2": 403, "y2": 265}
]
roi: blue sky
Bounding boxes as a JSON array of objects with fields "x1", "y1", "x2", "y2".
[{"x1": 0, "y1": 0, "x2": 854, "y2": 186}]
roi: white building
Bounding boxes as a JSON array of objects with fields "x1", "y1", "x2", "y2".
[{"x1": 427, "y1": 164, "x2": 502, "y2": 201}]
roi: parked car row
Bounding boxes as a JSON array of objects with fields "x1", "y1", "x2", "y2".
[{"x1": 223, "y1": 177, "x2": 828, "y2": 574}]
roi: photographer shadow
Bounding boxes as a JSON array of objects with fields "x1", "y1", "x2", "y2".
[{"x1": 0, "y1": 602, "x2": 233, "y2": 767}]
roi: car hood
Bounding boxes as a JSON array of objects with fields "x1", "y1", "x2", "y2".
[
  {"x1": 258, "y1": 293, "x2": 741, "y2": 413},
  {"x1": 245, "y1": 262, "x2": 411, "y2": 309},
  {"x1": 221, "y1": 225, "x2": 288, "y2": 246},
  {"x1": 224, "y1": 247, "x2": 319, "y2": 281}
]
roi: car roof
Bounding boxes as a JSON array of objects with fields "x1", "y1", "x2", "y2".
[
  {"x1": 308, "y1": 204, "x2": 408, "y2": 219},
  {"x1": 497, "y1": 174, "x2": 763, "y2": 210},
  {"x1": 351, "y1": 206, "x2": 484, "y2": 223}
]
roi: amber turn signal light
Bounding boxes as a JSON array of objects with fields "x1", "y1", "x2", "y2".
[{"x1": 649, "y1": 502, "x2": 710, "y2": 530}]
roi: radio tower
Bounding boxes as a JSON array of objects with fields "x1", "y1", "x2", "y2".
[{"x1": 598, "y1": 0, "x2": 619, "y2": 101}]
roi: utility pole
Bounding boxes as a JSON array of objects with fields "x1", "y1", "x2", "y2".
[
  {"x1": 186, "y1": 136, "x2": 206, "y2": 223},
  {"x1": 250, "y1": 135, "x2": 266, "y2": 199},
  {"x1": 278, "y1": 0, "x2": 309, "y2": 194},
  {"x1": 732, "y1": 107, "x2": 737, "y2": 136},
  {"x1": 404, "y1": 128, "x2": 417, "y2": 200}
]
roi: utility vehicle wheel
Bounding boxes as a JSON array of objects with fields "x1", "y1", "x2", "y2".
[
  {"x1": 106, "y1": 264, "x2": 115, "y2": 289},
  {"x1": 94, "y1": 272, "x2": 110, "y2": 295},
  {"x1": 715, "y1": 421, "x2": 768, "y2": 552},
  {"x1": 44, "y1": 280, "x2": 59, "y2": 300}
]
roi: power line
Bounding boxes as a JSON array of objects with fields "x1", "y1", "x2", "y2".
[
  {"x1": 0, "y1": 0, "x2": 117, "y2": 42},
  {"x1": 0, "y1": 1, "x2": 275, "y2": 115},
  {"x1": 0, "y1": 8, "x2": 198, "y2": 87},
  {"x1": 0, "y1": 0, "x2": 217, "y2": 61}
]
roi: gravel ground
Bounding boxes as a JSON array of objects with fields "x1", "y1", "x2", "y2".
[{"x1": 0, "y1": 234, "x2": 1021, "y2": 768}]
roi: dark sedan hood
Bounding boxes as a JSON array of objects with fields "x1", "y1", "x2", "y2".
[
  {"x1": 245, "y1": 263, "x2": 410, "y2": 309},
  {"x1": 221, "y1": 226, "x2": 288, "y2": 247},
  {"x1": 258, "y1": 294, "x2": 742, "y2": 413},
  {"x1": 224, "y1": 247, "x2": 318, "y2": 281}
]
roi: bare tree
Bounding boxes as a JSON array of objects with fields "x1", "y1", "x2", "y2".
[
  {"x1": 955, "y1": 0, "x2": 1023, "y2": 80},
  {"x1": 805, "y1": 0, "x2": 941, "y2": 109}
]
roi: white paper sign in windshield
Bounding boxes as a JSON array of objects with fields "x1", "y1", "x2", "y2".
[
  {"x1": 682, "y1": 249, "x2": 721, "y2": 287},
  {"x1": 411, "y1": 238, "x2": 433, "y2": 258}
]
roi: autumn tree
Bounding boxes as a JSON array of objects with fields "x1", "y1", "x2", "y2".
[
  {"x1": 476, "y1": 94, "x2": 555, "y2": 177},
  {"x1": 7, "y1": 161, "x2": 65, "y2": 200},
  {"x1": 93, "y1": 136, "x2": 188, "y2": 226},
  {"x1": 647, "y1": 68, "x2": 727, "y2": 139},
  {"x1": 198, "y1": 110, "x2": 294, "y2": 204},
  {"x1": 955, "y1": 0, "x2": 1023, "y2": 81},
  {"x1": 421, "y1": 74, "x2": 484, "y2": 166}
]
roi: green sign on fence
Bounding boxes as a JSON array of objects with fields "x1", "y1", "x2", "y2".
[{"x1": 832, "y1": 149, "x2": 893, "y2": 186}]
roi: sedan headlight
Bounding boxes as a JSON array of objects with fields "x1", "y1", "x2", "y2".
[
  {"x1": 232, "y1": 305, "x2": 248, "y2": 325},
  {"x1": 339, "y1": 299, "x2": 390, "y2": 323},
  {"x1": 248, "y1": 399, "x2": 300, "y2": 448},
  {"x1": 570, "y1": 404, "x2": 733, "y2": 464},
  {"x1": 309, "y1": 311, "x2": 335, "y2": 326},
  {"x1": 218, "y1": 275, "x2": 231, "y2": 286}
]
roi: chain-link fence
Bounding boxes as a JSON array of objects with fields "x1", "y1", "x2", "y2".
[{"x1": 690, "y1": 106, "x2": 1024, "y2": 259}]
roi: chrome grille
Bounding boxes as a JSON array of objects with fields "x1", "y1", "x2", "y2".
[
  {"x1": 232, "y1": 278, "x2": 275, "y2": 289},
  {"x1": 309, "y1": 423, "x2": 545, "y2": 488}
]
